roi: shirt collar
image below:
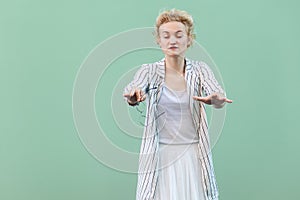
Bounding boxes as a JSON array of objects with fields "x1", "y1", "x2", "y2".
[{"x1": 156, "y1": 57, "x2": 192, "y2": 78}]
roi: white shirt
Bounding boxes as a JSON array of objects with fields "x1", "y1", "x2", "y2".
[{"x1": 157, "y1": 85, "x2": 199, "y2": 144}]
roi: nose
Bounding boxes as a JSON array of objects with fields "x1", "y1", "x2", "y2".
[{"x1": 169, "y1": 35, "x2": 177, "y2": 44}]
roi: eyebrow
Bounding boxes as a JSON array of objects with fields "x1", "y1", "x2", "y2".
[{"x1": 161, "y1": 30, "x2": 184, "y2": 34}]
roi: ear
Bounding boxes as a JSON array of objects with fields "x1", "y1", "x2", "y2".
[{"x1": 156, "y1": 37, "x2": 161, "y2": 47}]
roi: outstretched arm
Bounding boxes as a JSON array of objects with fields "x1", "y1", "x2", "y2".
[
  {"x1": 195, "y1": 61, "x2": 233, "y2": 108},
  {"x1": 123, "y1": 64, "x2": 149, "y2": 106}
]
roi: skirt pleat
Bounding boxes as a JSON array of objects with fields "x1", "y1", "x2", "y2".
[{"x1": 154, "y1": 143, "x2": 207, "y2": 200}]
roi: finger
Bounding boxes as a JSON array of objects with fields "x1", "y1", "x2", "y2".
[
  {"x1": 123, "y1": 93, "x2": 130, "y2": 98},
  {"x1": 141, "y1": 95, "x2": 146, "y2": 102},
  {"x1": 193, "y1": 96, "x2": 205, "y2": 101},
  {"x1": 136, "y1": 89, "x2": 141, "y2": 101},
  {"x1": 139, "y1": 90, "x2": 143, "y2": 101},
  {"x1": 140, "y1": 91, "x2": 146, "y2": 101},
  {"x1": 220, "y1": 97, "x2": 227, "y2": 102},
  {"x1": 130, "y1": 88, "x2": 136, "y2": 97},
  {"x1": 140, "y1": 92, "x2": 147, "y2": 101},
  {"x1": 225, "y1": 98, "x2": 233, "y2": 103}
]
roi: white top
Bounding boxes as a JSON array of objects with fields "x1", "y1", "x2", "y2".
[{"x1": 157, "y1": 84, "x2": 199, "y2": 145}]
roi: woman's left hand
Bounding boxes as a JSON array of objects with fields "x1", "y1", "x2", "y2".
[{"x1": 193, "y1": 93, "x2": 233, "y2": 108}]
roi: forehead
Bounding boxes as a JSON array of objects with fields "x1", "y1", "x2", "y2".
[{"x1": 159, "y1": 21, "x2": 187, "y2": 33}]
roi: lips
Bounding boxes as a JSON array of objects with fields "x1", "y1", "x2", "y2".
[{"x1": 169, "y1": 46, "x2": 178, "y2": 50}]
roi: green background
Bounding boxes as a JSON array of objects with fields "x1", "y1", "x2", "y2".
[{"x1": 1, "y1": 0, "x2": 300, "y2": 199}]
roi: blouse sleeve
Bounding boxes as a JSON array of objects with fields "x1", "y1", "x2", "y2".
[
  {"x1": 123, "y1": 64, "x2": 149, "y2": 105},
  {"x1": 198, "y1": 61, "x2": 225, "y2": 96}
]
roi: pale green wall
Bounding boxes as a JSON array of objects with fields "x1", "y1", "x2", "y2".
[{"x1": 1, "y1": 0, "x2": 299, "y2": 199}]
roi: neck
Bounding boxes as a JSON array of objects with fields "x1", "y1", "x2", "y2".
[{"x1": 164, "y1": 56, "x2": 185, "y2": 73}]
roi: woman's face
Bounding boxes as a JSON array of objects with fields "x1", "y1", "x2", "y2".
[{"x1": 157, "y1": 21, "x2": 191, "y2": 58}]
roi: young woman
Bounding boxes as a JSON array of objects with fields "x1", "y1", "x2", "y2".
[{"x1": 123, "y1": 9, "x2": 232, "y2": 200}]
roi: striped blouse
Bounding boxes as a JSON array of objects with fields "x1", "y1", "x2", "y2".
[{"x1": 123, "y1": 57, "x2": 225, "y2": 200}]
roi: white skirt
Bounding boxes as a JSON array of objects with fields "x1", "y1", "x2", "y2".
[{"x1": 154, "y1": 143, "x2": 213, "y2": 200}]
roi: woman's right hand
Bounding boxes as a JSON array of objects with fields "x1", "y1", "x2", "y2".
[{"x1": 123, "y1": 87, "x2": 146, "y2": 105}]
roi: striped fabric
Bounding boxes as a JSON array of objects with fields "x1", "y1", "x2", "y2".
[{"x1": 123, "y1": 57, "x2": 225, "y2": 200}]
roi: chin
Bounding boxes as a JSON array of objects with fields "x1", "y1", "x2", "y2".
[
  {"x1": 162, "y1": 51, "x2": 177, "y2": 56},
  {"x1": 166, "y1": 52, "x2": 184, "y2": 58}
]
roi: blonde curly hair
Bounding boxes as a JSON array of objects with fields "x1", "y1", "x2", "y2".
[{"x1": 154, "y1": 8, "x2": 196, "y2": 47}]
